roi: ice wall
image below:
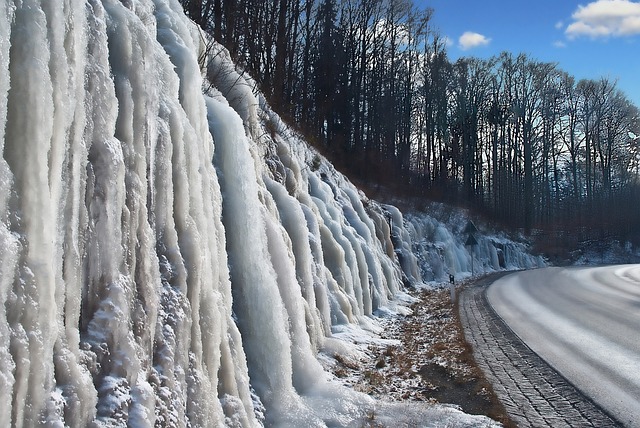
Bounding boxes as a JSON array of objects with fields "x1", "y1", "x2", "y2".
[
  {"x1": 0, "y1": 1, "x2": 404, "y2": 426},
  {"x1": 405, "y1": 211, "x2": 545, "y2": 283},
  {"x1": 0, "y1": 1, "x2": 528, "y2": 427},
  {"x1": 1, "y1": 0, "x2": 257, "y2": 426}
]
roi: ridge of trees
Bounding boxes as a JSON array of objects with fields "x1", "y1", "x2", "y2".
[{"x1": 181, "y1": 0, "x2": 640, "y2": 251}]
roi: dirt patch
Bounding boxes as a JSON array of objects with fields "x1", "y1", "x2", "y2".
[
  {"x1": 327, "y1": 284, "x2": 515, "y2": 427},
  {"x1": 418, "y1": 362, "x2": 493, "y2": 418},
  {"x1": 411, "y1": 287, "x2": 513, "y2": 426}
]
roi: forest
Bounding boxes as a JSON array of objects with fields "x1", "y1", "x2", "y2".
[{"x1": 180, "y1": 0, "x2": 640, "y2": 251}]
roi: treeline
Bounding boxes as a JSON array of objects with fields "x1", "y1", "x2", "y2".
[{"x1": 181, "y1": 0, "x2": 640, "y2": 244}]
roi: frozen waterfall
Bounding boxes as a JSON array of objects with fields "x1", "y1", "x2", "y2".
[{"x1": 0, "y1": 1, "x2": 539, "y2": 426}]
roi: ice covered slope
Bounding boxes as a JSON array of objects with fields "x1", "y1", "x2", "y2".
[
  {"x1": 403, "y1": 208, "x2": 545, "y2": 283},
  {"x1": 0, "y1": 1, "x2": 535, "y2": 426}
]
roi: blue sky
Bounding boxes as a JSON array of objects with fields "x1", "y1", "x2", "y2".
[{"x1": 415, "y1": 0, "x2": 640, "y2": 106}]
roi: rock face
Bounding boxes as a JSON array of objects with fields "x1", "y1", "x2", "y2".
[{"x1": 0, "y1": 1, "x2": 540, "y2": 426}]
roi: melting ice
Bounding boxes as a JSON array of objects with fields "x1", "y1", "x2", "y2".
[{"x1": 0, "y1": 0, "x2": 542, "y2": 426}]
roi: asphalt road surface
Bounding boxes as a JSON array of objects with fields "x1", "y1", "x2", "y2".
[{"x1": 487, "y1": 266, "x2": 640, "y2": 427}]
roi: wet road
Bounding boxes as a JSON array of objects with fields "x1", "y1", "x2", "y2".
[{"x1": 487, "y1": 266, "x2": 640, "y2": 427}]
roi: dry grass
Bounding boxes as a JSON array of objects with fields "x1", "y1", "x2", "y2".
[{"x1": 327, "y1": 285, "x2": 516, "y2": 427}]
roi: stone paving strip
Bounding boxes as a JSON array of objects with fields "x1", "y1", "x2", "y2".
[{"x1": 458, "y1": 273, "x2": 621, "y2": 428}]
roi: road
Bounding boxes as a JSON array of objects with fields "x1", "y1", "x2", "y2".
[
  {"x1": 459, "y1": 272, "x2": 620, "y2": 427},
  {"x1": 487, "y1": 266, "x2": 640, "y2": 427}
]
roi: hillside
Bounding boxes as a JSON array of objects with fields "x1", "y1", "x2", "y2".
[{"x1": 0, "y1": 1, "x2": 541, "y2": 426}]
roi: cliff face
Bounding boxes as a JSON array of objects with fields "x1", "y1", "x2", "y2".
[{"x1": 0, "y1": 1, "x2": 539, "y2": 426}]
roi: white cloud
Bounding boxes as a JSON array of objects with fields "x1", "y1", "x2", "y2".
[
  {"x1": 553, "y1": 40, "x2": 567, "y2": 48},
  {"x1": 555, "y1": 21, "x2": 564, "y2": 30},
  {"x1": 566, "y1": 0, "x2": 640, "y2": 39},
  {"x1": 458, "y1": 31, "x2": 491, "y2": 50}
]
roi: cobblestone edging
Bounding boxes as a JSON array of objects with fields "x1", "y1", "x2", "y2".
[{"x1": 458, "y1": 273, "x2": 621, "y2": 428}]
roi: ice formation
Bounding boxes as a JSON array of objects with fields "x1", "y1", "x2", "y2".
[{"x1": 0, "y1": 1, "x2": 540, "y2": 426}]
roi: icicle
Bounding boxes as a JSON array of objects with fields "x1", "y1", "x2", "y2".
[
  {"x1": 265, "y1": 177, "x2": 327, "y2": 350},
  {"x1": 208, "y1": 96, "x2": 325, "y2": 426},
  {"x1": 0, "y1": 1, "x2": 17, "y2": 424}
]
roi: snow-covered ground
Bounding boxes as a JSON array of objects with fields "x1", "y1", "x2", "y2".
[
  {"x1": 323, "y1": 286, "x2": 490, "y2": 399},
  {"x1": 488, "y1": 266, "x2": 640, "y2": 427},
  {"x1": 572, "y1": 240, "x2": 640, "y2": 266}
]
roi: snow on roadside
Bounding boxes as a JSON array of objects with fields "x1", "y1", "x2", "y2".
[{"x1": 319, "y1": 281, "x2": 506, "y2": 426}]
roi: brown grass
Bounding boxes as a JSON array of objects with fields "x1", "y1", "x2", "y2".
[{"x1": 327, "y1": 286, "x2": 516, "y2": 427}]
